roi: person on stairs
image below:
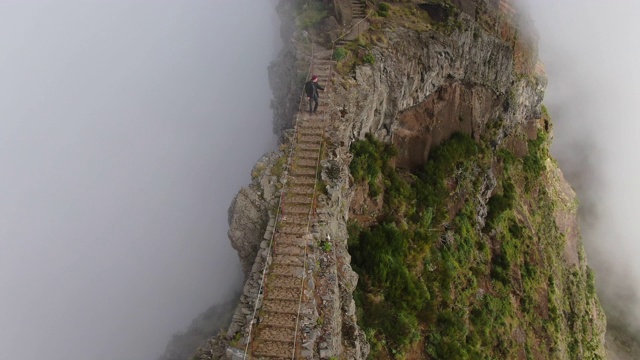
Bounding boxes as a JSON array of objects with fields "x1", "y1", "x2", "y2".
[{"x1": 304, "y1": 75, "x2": 325, "y2": 114}]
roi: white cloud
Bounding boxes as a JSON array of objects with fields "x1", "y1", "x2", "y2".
[{"x1": 0, "y1": 1, "x2": 279, "y2": 359}]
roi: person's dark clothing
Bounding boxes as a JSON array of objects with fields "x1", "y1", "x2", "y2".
[{"x1": 304, "y1": 80, "x2": 324, "y2": 113}]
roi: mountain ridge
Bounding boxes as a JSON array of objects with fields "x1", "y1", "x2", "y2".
[{"x1": 187, "y1": 1, "x2": 609, "y2": 358}]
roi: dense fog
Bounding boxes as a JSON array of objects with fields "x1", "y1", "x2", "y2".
[
  {"x1": 523, "y1": 0, "x2": 640, "y2": 330},
  {"x1": 0, "y1": 1, "x2": 279, "y2": 359}
]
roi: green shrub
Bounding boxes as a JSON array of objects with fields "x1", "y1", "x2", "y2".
[
  {"x1": 522, "y1": 131, "x2": 548, "y2": 191},
  {"x1": 486, "y1": 180, "x2": 515, "y2": 225},
  {"x1": 349, "y1": 133, "x2": 397, "y2": 197},
  {"x1": 586, "y1": 267, "x2": 596, "y2": 297},
  {"x1": 333, "y1": 47, "x2": 347, "y2": 61},
  {"x1": 363, "y1": 52, "x2": 375, "y2": 64},
  {"x1": 378, "y1": 2, "x2": 391, "y2": 17},
  {"x1": 320, "y1": 240, "x2": 332, "y2": 252},
  {"x1": 415, "y1": 132, "x2": 479, "y2": 224}
]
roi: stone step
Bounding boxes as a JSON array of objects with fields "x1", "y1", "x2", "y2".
[
  {"x1": 279, "y1": 216, "x2": 310, "y2": 227},
  {"x1": 312, "y1": 64, "x2": 331, "y2": 71},
  {"x1": 313, "y1": 70, "x2": 331, "y2": 77},
  {"x1": 267, "y1": 286, "x2": 302, "y2": 301},
  {"x1": 289, "y1": 176, "x2": 316, "y2": 185},
  {"x1": 252, "y1": 338, "x2": 295, "y2": 358},
  {"x1": 271, "y1": 264, "x2": 305, "y2": 277},
  {"x1": 298, "y1": 126, "x2": 328, "y2": 135},
  {"x1": 291, "y1": 167, "x2": 316, "y2": 177},
  {"x1": 295, "y1": 142, "x2": 322, "y2": 152},
  {"x1": 272, "y1": 254, "x2": 305, "y2": 267},
  {"x1": 298, "y1": 119, "x2": 328, "y2": 127},
  {"x1": 287, "y1": 173, "x2": 316, "y2": 182},
  {"x1": 279, "y1": 214, "x2": 310, "y2": 225},
  {"x1": 297, "y1": 128, "x2": 324, "y2": 137},
  {"x1": 260, "y1": 312, "x2": 298, "y2": 329},
  {"x1": 262, "y1": 299, "x2": 301, "y2": 315},
  {"x1": 278, "y1": 226, "x2": 307, "y2": 236},
  {"x1": 274, "y1": 244, "x2": 305, "y2": 256},
  {"x1": 298, "y1": 135, "x2": 323, "y2": 143},
  {"x1": 286, "y1": 195, "x2": 313, "y2": 205},
  {"x1": 279, "y1": 222, "x2": 309, "y2": 234},
  {"x1": 289, "y1": 187, "x2": 315, "y2": 195},
  {"x1": 297, "y1": 124, "x2": 328, "y2": 132},
  {"x1": 268, "y1": 274, "x2": 303, "y2": 289},
  {"x1": 302, "y1": 103, "x2": 329, "y2": 112},
  {"x1": 274, "y1": 230, "x2": 307, "y2": 243},
  {"x1": 300, "y1": 111, "x2": 329, "y2": 118},
  {"x1": 306, "y1": 102, "x2": 329, "y2": 109},
  {"x1": 283, "y1": 207, "x2": 312, "y2": 219},
  {"x1": 293, "y1": 159, "x2": 317, "y2": 168},
  {"x1": 300, "y1": 112, "x2": 323, "y2": 118},
  {"x1": 255, "y1": 325, "x2": 297, "y2": 343},
  {"x1": 275, "y1": 237, "x2": 306, "y2": 249}
]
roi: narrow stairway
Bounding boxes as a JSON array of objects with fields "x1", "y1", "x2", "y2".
[
  {"x1": 335, "y1": 0, "x2": 368, "y2": 47},
  {"x1": 247, "y1": 51, "x2": 335, "y2": 359}
]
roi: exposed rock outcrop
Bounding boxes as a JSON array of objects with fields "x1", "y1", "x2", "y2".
[{"x1": 228, "y1": 153, "x2": 280, "y2": 276}]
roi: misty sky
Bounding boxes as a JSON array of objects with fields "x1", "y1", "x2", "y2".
[
  {"x1": 0, "y1": 1, "x2": 279, "y2": 359},
  {"x1": 524, "y1": 0, "x2": 640, "y2": 320}
]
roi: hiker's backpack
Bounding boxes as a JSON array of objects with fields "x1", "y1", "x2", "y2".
[{"x1": 304, "y1": 81, "x2": 314, "y2": 97}]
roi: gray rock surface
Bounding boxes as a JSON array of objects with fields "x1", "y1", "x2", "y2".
[{"x1": 228, "y1": 153, "x2": 281, "y2": 276}]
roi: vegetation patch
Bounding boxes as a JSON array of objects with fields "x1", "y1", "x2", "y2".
[
  {"x1": 295, "y1": 0, "x2": 328, "y2": 30},
  {"x1": 348, "y1": 129, "x2": 603, "y2": 359},
  {"x1": 378, "y1": 2, "x2": 391, "y2": 17},
  {"x1": 333, "y1": 47, "x2": 348, "y2": 61}
]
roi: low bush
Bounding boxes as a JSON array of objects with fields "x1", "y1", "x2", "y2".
[
  {"x1": 378, "y1": 2, "x2": 391, "y2": 17},
  {"x1": 332, "y1": 47, "x2": 347, "y2": 61},
  {"x1": 363, "y1": 52, "x2": 375, "y2": 64},
  {"x1": 349, "y1": 133, "x2": 396, "y2": 196}
]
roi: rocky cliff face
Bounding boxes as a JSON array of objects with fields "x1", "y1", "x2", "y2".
[{"x1": 195, "y1": 1, "x2": 606, "y2": 358}]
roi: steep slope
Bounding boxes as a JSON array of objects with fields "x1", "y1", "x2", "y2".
[{"x1": 193, "y1": 0, "x2": 607, "y2": 359}]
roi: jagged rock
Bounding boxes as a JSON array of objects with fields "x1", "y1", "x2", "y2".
[
  {"x1": 228, "y1": 153, "x2": 280, "y2": 276},
  {"x1": 228, "y1": 185, "x2": 268, "y2": 276},
  {"x1": 475, "y1": 169, "x2": 497, "y2": 228},
  {"x1": 333, "y1": 0, "x2": 352, "y2": 26},
  {"x1": 319, "y1": 349, "x2": 333, "y2": 358}
]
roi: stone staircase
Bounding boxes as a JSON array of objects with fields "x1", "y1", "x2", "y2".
[
  {"x1": 335, "y1": 0, "x2": 368, "y2": 47},
  {"x1": 352, "y1": 0, "x2": 366, "y2": 19},
  {"x1": 245, "y1": 53, "x2": 335, "y2": 359}
]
